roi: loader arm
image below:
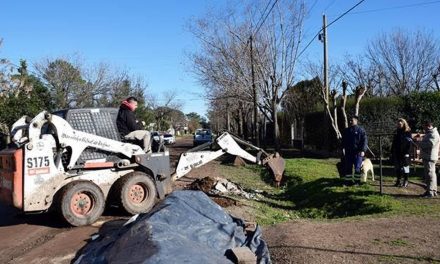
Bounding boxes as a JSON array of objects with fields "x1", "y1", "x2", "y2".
[{"x1": 173, "y1": 132, "x2": 285, "y2": 186}]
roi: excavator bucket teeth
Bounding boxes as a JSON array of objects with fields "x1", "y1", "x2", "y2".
[{"x1": 263, "y1": 153, "x2": 285, "y2": 186}]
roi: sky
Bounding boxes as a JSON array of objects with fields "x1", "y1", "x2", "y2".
[{"x1": 0, "y1": 0, "x2": 439, "y2": 118}]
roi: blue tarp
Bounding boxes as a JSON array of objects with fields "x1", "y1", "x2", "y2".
[{"x1": 75, "y1": 191, "x2": 271, "y2": 264}]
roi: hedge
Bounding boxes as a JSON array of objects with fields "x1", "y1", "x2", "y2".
[{"x1": 288, "y1": 91, "x2": 440, "y2": 156}]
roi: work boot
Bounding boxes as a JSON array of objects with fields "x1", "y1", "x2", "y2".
[{"x1": 422, "y1": 192, "x2": 435, "y2": 198}]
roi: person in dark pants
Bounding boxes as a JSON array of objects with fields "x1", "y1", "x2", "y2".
[
  {"x1": 342, "y1": 116, "x2": 368, "y2": 184},
  {"x1": 390, "y1": 118, "x2": 412, "y2": 187},
  {"x1": 116, "y1": 97, "x2": 151, "y2": 152},
  {"x1": 391, "y1": 118, "x2": 412, "y2": 187}
]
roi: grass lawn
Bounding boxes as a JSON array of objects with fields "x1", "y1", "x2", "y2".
[{"x1": 220, "y1": 158, "x2": 440, "y2": 225}]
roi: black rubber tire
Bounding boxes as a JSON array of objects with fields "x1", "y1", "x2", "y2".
[
  {"x1": 59, "y1": 181, "x2": 105, "y2": 227},
  {"x1": 115, "y1": 171, "x2": 157, "y2": 215}
]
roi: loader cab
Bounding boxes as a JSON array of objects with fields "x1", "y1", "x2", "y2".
[{"x1": 52, "y1": 108, "x2": 164, "y2": 166}]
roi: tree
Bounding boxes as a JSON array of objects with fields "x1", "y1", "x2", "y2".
[
  {"x1": 186, "y1": 112, "x2": 202, "y2": 133},
  {"x1": 338, "y1": 55, "x2": 381, "y2": 96},
  {"x1": 37, "y1": 58, "x2": 85, "y2": 109},
  {"x1": 150, "y1": 90, "x2": 182, "y2": 131},
  {"x1": 366, "y1": 28, "x2": 440, "y2": 95},
  {"x1": 0, "y1": 59, "x2": 53, "y2": 129},
  {"x1": 189, "y1": 0, "x2": 306, "y2": 149},
  {"x1": 282, "y1": 77, "x2": 321, "y2": 127}
]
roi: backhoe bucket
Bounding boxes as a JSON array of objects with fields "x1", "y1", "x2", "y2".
[{"x1": 263, "y1": 152, "x2": 285, "y2": 186}]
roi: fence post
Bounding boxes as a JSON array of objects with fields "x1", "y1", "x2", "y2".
[{"x1": 379, "y1": 135, "x2": 383, "y2": 195}]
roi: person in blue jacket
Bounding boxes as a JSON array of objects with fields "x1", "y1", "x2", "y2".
[{"x1": 342, "y1": 115, "x2": 368, "y2": 184}]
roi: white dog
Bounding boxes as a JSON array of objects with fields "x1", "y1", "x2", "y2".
[{"x1": 360, "y1": 158, "x2": 375, "y2": 182}]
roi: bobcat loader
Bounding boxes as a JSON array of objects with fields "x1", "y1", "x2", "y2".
[{"x1": 0, "y1": 108, "x2": 172, "y2": 226}]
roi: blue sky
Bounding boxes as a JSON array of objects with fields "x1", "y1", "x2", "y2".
[{"x1": 0, "y1": 1, "x2": 439, "y2": 118}]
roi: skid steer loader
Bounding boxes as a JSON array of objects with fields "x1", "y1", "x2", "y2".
[
  {"x1": 0, "y1": 108, "x2": 285, "y2": 227},
  {"x1": 0, "y1": 108, "x2": 172, "y2": 226}
]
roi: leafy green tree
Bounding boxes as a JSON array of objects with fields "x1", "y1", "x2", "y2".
[
  {"x1": 0, "y1": 60, "x2": 53, "y2": 129},
  {"x1": 185, "y1": 112, "x2": 209, "y2": 132},
  {"x1": 39, "y1": 59, "x2": 85, "y2": 109}
]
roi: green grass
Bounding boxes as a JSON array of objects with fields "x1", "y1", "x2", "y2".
[
  {"x1": 219, "y1": 158, "x2": 440, "y2": 225},
  {"x1": 387, "y1": 238, "x2": 410, "y2": 247}
]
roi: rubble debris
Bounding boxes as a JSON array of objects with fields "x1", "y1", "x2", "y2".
[
  {"x1": 188, "y1": 176, "x2": 262, "y2": 201},
  {"x1": 244, "y1": 221, "x2": 257, "y2": 233},
  {"x1": 226, "y1": 247, "x2": 258, "y2": 264}
]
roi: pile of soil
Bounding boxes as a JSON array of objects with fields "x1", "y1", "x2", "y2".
[
  {"x1": 210, "y1": 196, "x2": 238, "y2": 208},
  {"x1": 187, "y1": 176, "x2": 216, "y2": 193}
]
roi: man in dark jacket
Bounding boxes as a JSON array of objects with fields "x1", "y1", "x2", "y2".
[
  {"x1": 117, "y1": 97, "x2": 151, "y2": 152},
  {"x1": 342, "y1": 115, "x2": 368, "y2": 184}
]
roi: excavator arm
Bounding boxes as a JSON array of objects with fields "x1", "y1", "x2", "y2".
[{"x1": 173, "y1": 132, "x2": 285, "y2": 185}]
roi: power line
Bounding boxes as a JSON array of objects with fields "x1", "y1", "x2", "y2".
[
  {"x1": 253, "y1": 0, "x2": 279, "y2": 37},
  {"x1": 348, "y1": 0, "x2": 440, "y2": 15},
  {"x1": 240, "y1": 0, "x2": 279, "y2": 55},
  {"x1": 309, "y1": 0, "x2": 319, "y2": 14},
  {"x1": 253, "y1": 0, "x2": 273, "y2": 34},
  {"x1": 325, "y1": 0, "x2": 365, "y2": 31},
  {"x1": 296, "y1": 0, "x2": 365, "y2": 59}
]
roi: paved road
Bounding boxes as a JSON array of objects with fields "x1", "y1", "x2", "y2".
[{"x1": 0, "y1": 136, "x2": 193, "y2": 264}]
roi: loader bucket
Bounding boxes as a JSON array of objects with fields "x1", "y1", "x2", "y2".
[{"x1": 263, "y1": 152, "x2": 285, "y2": 186}]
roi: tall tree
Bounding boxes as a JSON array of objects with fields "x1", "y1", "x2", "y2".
[
  {"x1": 38, "y1": 59, "x2": 85, "y2": 109},
  {"x1": 366, "y1": 28, "x2": 440, "y2": 95},
  {"x1": 189, "y1": 0, "x2": 306, "y2": 149},
  {"x1": 0, "y1": 59, "x2": 53, "y2": 129}
]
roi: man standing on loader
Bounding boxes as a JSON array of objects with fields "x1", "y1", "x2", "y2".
[{"x1": 117, "y1": 97, "x2": 151, "y2": 152}]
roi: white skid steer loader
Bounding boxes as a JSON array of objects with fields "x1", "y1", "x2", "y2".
[{"x1": 0, "y1": 109, "x2": 173, "y2": 226}]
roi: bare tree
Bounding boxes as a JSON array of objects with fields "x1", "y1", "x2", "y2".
[
  {"x1": 303, "y1": 60, "x2": 370, "y2": 141},
  {"x1": 366, "y1": 28, "x2": 440, "y2": 95},
  {"x1": 188, "y1": 8, "x2": 256, "y2": 138},
  {"x1": 303, "y1": 61, "x2": 345, "y2": 138},
  {"x1": 153, "y1": 90, "x2": 183, "y2": 131},
  {"x1": 250, "y1": 1, "x2": 306, "y2": 149},
  {"x1": 338, "y1": 55, "x2": 381, "y2": 96},
  {"x1": 189, "y1": 0, "x2": 307, "y2": 148}
]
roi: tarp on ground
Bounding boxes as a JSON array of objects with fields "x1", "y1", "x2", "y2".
[{"x1": 74, "y1": 190, "x2": 271, "y2": 264}]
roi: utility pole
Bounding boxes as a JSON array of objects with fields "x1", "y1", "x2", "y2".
[
  {"x1": 320, "y1": 14, "x2": 330, "y2": 154},
  {"x1": 323, "y1": 14, "x2": 329, "y2": 106},
  {"x1": 250, "y1": 35, "x2": 259, "y2": 146}
]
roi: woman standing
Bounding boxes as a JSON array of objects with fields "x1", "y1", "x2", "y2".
[{"x1": 391, "y1": 118, "x2": 412, "y2": 187}]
